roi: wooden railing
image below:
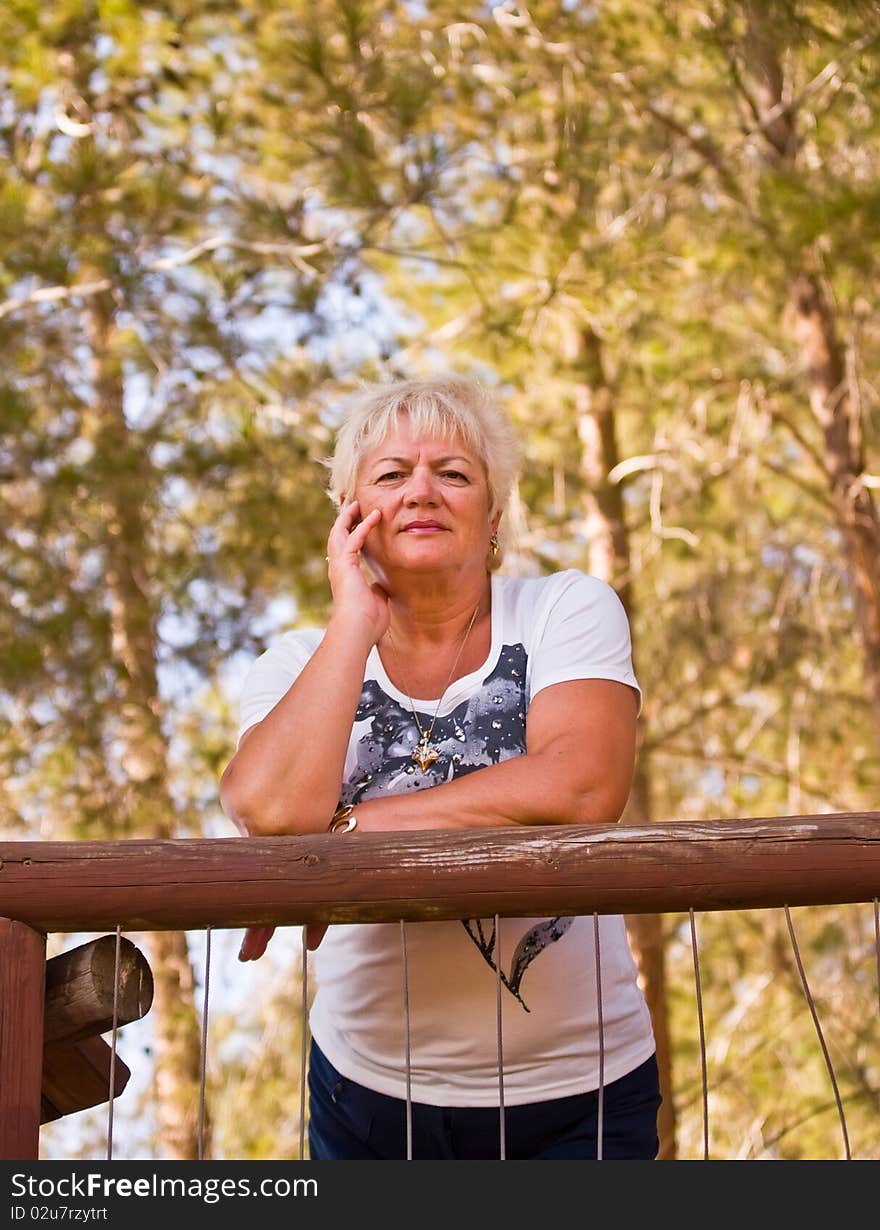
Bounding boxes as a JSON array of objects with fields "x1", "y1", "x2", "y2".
[{"x1": 2, "y1": 811, "x2": 879, "y2": 1159}]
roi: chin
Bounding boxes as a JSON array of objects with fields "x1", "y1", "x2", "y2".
[{"x1": 392, "y1": 544, "x2": 458, "y2": 570}]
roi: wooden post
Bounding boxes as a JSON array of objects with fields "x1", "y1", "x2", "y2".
[{"x1": 0, "y1": 918, "x2": 46, "y2": 1160}]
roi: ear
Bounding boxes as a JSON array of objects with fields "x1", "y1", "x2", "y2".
[{"x1": 490, "y1": 509, "x2": 502, "y2": 535}]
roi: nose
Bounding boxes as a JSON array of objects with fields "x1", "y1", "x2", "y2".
[{"x1": 402, "y1": 465, "x2": 438, "y2": 505}]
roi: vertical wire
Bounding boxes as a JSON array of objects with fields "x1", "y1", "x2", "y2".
[
  {"x1": 106, "y1": 925, "x2": 122, "y2": 1161},
  {"x1": 783, "y1": 905, "x2": 851, "y2": 1160},
  {"x1": 874, "y1": 900, "x2": 880, "y2": 1022},
  {"x1": 198, "y1": 926, "x2": 212, "y2": 1161},
  {"x1": 593, "y1": 913, "x2": 605, "y2": 1161},
  {"x1": 400, "y1": 920, "x2": 413, "y2": 1160},
  {"x1": 495, "y1": 913, "x2": 506, "y2": 1160},
  {"x1": 689, "y1": 908, "x2": 709, "y2": 1160},
  {"x1": 299, "y1": 926, "x2": 309, "y2": 1162}
]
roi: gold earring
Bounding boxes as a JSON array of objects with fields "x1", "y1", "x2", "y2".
[{"x1": 490, "y1": 534, "x2": 499, "y2": 557}]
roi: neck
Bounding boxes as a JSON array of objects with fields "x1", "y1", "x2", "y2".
[{"x1": 382, "y1": 567, "x2": 491, "y2": 648}]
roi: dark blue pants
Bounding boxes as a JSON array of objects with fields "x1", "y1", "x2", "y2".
[{"x1": 308, "y1": 1040, "x2": 661, "y2": 1160}]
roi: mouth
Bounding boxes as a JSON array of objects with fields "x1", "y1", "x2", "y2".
[{"x1": 402, "y1": 521, "x2": 447, "y2": 532}]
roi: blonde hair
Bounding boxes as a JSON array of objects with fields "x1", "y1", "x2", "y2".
[{"x1": 327, "y1": 375, "x2": 522, "y2": 569}]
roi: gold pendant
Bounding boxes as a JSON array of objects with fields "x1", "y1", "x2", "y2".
[{"x1": 412, "y1": 736, "x2": 439, "y2": 771}]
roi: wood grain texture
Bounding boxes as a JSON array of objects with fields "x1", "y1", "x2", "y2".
[
  {"x1": 0, "y1": 919, "x2": 46, "y2": 1159},
  {"x1": 41, "y1": 1034, "x2": 130, "y2": 1125},
  {"x1": 43, "y1": 935, "x2": 153, "y2": 1045},
  {"x1": 0, "y1": 813, "x2": 879, "y2": 933}
]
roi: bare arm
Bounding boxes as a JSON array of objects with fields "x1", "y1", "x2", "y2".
[
  {"x1": 219, "y1": 616, "x2": 374, "y2": 834},
  {"x1": 352, "y1": 677, "x2": 638, "y2": 833},
  {"x1": 233, "y1": 676, "x2": 636, "y2": 960},
  {"x1": 239, "y1": 676, "x2": 638, "y2": 838},
  {"x1": 219, "y1": 500, "x2": 388, "y2": 836}
]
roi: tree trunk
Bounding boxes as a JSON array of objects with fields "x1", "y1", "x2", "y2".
[
  {"x1": 741, "y1": 3, "x2": 880, "y2": 741},
  {"x1": 84, "y1": 291, "x2": 209, "y2": 1159},
  {"x1": 787, "y1": 271, "x2": 880, "y2": 738},
  {"x1": 573, "y1": 326, "x2": 677, "y2": 1159}
]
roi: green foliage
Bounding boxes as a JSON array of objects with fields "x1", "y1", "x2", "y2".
[
  {"x1": 668, "y1": 904, "x2": 880, "y2": 1159},
  {"x1": 11, "y1": 0, "x2": 880, "y2": 1159}
]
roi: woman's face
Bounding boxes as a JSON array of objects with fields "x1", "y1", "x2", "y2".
[{"x1": 352, "y1": 415, "x2": 500, "y2": 579}]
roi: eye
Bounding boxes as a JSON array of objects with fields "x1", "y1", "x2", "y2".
[
  {"x1": 376, "y1": 470, "x2": 404, "y2": 482},
  {"x1": 441, "y1": 469, "x2": 468, "y2": 481}
]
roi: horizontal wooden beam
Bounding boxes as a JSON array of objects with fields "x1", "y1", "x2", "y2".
[
  {"x1": 1, "y1": 813, "x2": 879, "y2": 933},
  {"x1": 44, "y1": 935, "x2": 154, "y2": 1045}
]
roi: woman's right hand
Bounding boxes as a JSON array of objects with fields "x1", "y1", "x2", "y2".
[
  {"x1": 326, "y1": 500, "x2": 390, "y2": 645},
  {"x1": 238, "y1": 923, "x2": 327, "y2": 962}
]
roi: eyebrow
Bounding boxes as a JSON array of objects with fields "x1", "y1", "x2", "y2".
[{"x1": 372, "y1": 455, "x2": 473, "y2": 466}]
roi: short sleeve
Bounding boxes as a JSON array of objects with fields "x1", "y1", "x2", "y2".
[
  {"x1": 528, "y1": 571, "x2": 642, "y2": 714},
  {"x1": 236, "y1": 631, "x2": 317, "y2": 745}
]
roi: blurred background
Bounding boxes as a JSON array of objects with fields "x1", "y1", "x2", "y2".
[{"x1": 2, "y1": 0, "x2": 879, "y2": 1160}]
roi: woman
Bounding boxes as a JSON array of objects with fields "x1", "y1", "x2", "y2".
[{"x1": 219, "y1": 374, "x2": 660, "y2": 1160}]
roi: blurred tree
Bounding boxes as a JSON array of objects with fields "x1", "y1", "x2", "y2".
[
  {"x1": 9, "y1": 0, "x2": 880, "y2": 1160},
  {"x1": 0, "y1": 0, "x2": 363, "y2": 1157},
  {"x1": 247, "y1": 0, "x2": 880, "y2": 1157}
]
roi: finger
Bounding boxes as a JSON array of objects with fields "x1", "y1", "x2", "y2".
[
  {"x1": 347, "y1": 507, "x2": 381, "y2": 549},
  {"x1": 239, "y1": 926, "x2": 273, "y2": 961},
  {"x1": 326, "y1": 500, "x2": 362, "y2": 556},
  {"x1": 327, "y1": 505, "x2": 380, "y2": 562},
  {"x1": 238, "y1": 925, "x2": 275, "y2": 962},
  {"x1": 237, "y1": 928, "x2": 260, "y2": 962},
  {"x1": 305, "y1": 923, "x2": 328, "y2": 951},
  {"x1": 339, "y1": 498, "x2": 362, "y2": 528}
]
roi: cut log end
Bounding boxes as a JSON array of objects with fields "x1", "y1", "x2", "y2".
[{"x1": 43, "y1": 935, "x2": 154, "y2": 1046}]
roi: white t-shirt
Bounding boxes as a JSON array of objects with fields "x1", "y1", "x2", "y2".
[{"x1": 236, "y1": 569, "x2": 655, "y2": 1106}]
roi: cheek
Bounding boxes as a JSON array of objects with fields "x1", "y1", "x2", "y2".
[
  {"x1": 351, "y1": 480, "x2": 379, "y2": 513},
  {"x1": 354, "y1": 489, "x2": 394, "y2": 536},
  {"x1": 356, "y1": 493, "x2": 384, "y2": 521}
]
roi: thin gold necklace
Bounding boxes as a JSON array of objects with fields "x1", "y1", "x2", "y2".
[{"x1": 386, "y1": 602, "x2": 481, "y2": 771}]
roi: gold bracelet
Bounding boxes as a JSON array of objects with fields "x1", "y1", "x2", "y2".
[{"x1": 328, "y1": 804, "x2": 357, "y2": 834}]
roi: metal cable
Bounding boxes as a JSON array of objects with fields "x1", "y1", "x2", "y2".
[
  {"x1": 198, "y1": 926, "x2": 212, "y2": 1160},
  {"x1": 299, "y1": 927, "x2": 309, "y2": 1161},
  {"x1": 495, "y1": 913, "x2": 506, "y2": 1160},
  {"x1": 783, "y1": 905, "x2": 851, "y2": 1160},
  {"x1": 106, "y1": 925, "x2": 122, "y2": 1161},
  {"x1": 689, "y1": 907, "x2": 710, "y2": 1159},
  {"x1": 594, "y1": 913, "x2": 605, "y2": 1160},
  {"x1": 400, "y1": 920, "x2": 413, "y2": 1160}
]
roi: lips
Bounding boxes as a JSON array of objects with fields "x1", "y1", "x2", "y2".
[{"x1": 402, "y1": 521, "x2": 447, "y2": 531}]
